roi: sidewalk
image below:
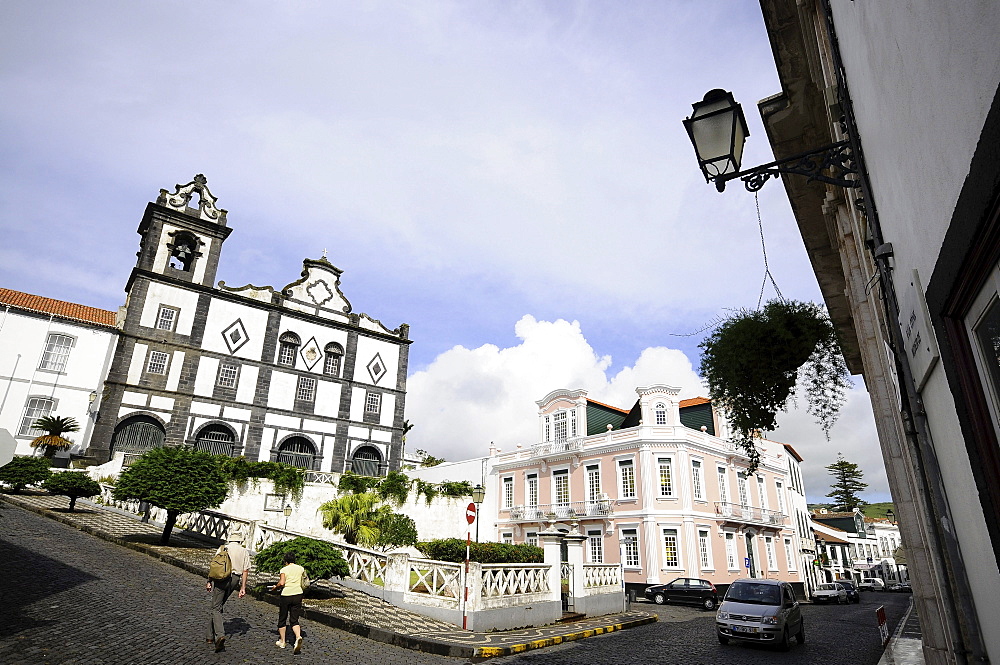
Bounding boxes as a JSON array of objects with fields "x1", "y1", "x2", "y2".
[
  {"x1": 0, "y1": 491, "x2": 655, "y2": 659},
  {"x1": 877, "y1": 597, "x2": 924, "y2": 665}
]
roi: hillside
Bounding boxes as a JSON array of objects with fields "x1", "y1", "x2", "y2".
[{"x1": 807, "y1": 502, "x2": 896, "y2": 520}]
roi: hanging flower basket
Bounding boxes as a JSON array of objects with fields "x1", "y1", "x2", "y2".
[{"x1": 698, "y1": 300, "x2": 850, "y2": 472}]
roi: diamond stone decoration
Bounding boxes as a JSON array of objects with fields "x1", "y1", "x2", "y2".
[
  {"x1": 221, "y1": 319, "x2": 249, "y2": 353},
  {"x1": 367, "y1": 353, "x2": 387, "y2": 384},
  {"x1": 300, "y1": 336, "x2": 322, "y2": 370},
  {"x1": 306, "y1": 279, "x2": 334, "y2": 306}
]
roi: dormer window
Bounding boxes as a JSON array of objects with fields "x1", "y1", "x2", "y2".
[
  {"x1": 550, "y1": 409, "x2": 577, "y2": 443},
  {"x1": 278, "y1": 332, "x2": 301, "y2": 367},
  {"x1": 168, "y1": 231, "x2": 200, "y2": 271}
]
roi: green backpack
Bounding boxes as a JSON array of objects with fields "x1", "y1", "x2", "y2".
[{"x1": 208, "y1": 545, "x2": 233, "y2": 580}]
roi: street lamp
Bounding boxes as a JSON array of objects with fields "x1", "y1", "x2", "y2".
[
  {"x1": 283, "y1": 504, "x2": 292, "y2": 531},
  {"x1": 472, "y1": 484, "x2": 486, "y2": 542},
  {"x1": 885, "y1": 509, "x2": 895, "y2": 524},
  {"x1": 684, "y1": 89, "x2": 859, "y2": 193}
]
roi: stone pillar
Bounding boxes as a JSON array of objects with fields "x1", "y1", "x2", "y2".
[
  {"x1": 384, "y1": 552, "x2": 410, "y2": 593},
  {"x1": 539, "y1": 525, "x2": 563, "y2": 607},
  {"x1": 564, "y1": 528, "x2": 588, "y2": 613}
]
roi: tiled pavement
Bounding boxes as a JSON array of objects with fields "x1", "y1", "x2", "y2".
[{"x1": 0, "y1": 491, "x2": 655, "y2": 658}]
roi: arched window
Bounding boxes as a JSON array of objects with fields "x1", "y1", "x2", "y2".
[
  {"x1": 277, "y1": 332, "x2": 301, "y2": 367},
  {"x1": 195, "y1": 424, "x2": 237, "y2": 457},
  {"x1": 111, "y1": 415, "x2": 166, "y2": 457},
  {"x1": 277, "y1": 436, "x2": 316, "y2": 469},
  {"x1": 351, "y1": 446, "x2": 382, "y2": 477},
  {"x1": 324, "y1": 342, "x2": 344, "y2": 376},
  {"x1": 168, "y1": 231, "x2": 200, "y2": 271},
  {"x1": 654, "y1": 403, "x2": 667, "y2": 425}
]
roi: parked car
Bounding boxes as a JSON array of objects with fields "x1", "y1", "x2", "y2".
[
  {"x1": 716, "y1": 579, "x2": 804, "y2": 651},
  {"x1": 644, "y1": 577, "x2": 719, "y2": 610},
  {"x1": 889, "y1": 583, "x2": 912, "y2": 593},
  {"x1": 858, "y1": 578, "x2": 886, "y2": 591},
  {"x1": 811, "y1": 582, "x2": 849, "y2": 604},
  {"x1": 836, "y1": 579, "x2": 861, "y2": 603}
]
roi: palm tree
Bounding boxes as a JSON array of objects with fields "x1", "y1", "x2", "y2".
[
  {"x1": 30, "y1": 415, "x2": 80, "y2": 460},
  {"x1": 318, "y1": 492, "x2": 391, "y2": 548}
]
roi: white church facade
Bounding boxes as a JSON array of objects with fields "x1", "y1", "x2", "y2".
[{"x1": 4, "y1": 174, "x2": 411, "y2": 476}]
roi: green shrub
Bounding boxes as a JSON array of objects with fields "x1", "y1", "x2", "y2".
[
  {"x1": 376, "y1": 471, "x2": 410, "y2": 505},
  {"x1": 42, "y1": 471, "x2": 101, "y2": 511},
  {"x1": 376, "y1": 512, "x2": 418, "y2": 551},
  {"x1": 337, "y1": 471, "x2": 379, "y2": 495},
  {"x1": 216, "y1": 457, "x2": 305, "y2": 496},
  {"x1": 438, "y1": 480, "x2": 473, "y2": 498},
  {"x1": 417, "y1": 539, "x2": 543, "y2": 564},
  {"x1": 0, "y1": 456, "x2": 52, "y2": 492},
  {"x1": 253, "y1": 536, "x2": 350, "y2": 580},
  {"x1": 414, "y1": 479, "x2": 439, "y2": 505}
]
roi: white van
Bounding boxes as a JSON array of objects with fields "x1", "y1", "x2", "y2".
[{"x1": 858, "y1": 578, "x2": 885, "y2": 591}]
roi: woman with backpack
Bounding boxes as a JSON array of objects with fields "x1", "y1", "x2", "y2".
[{"x1": 270, "y1": 551, "x2": 308, "y2": 654}]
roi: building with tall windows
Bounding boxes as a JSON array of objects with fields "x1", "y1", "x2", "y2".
[
  {"x1": 488, "y1": 385, "x2": 805, "y2": 597},
  {"x1": 2, "y1": 175, "x2": 410, "y2": 477},
  {"x1": 0, "y1": 289, "x2": 119, "y2": 461},
  {"x1": 751, "y1": 2, "x2": 999, "y2": 659},
  {"x1": 83, "y1": 175, "x2": 411, "y2": 476}
]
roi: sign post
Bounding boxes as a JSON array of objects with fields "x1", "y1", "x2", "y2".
[
  {"x1": 462, "y1": 502, "x2": 476, "y2": 630},
  {"x1": 876, "y1": 605, "x2": 889, "y2": 646}
]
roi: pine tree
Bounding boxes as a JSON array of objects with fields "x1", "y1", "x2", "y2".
[{"x1": 825, "y1": 452, "x2": 868, "y2": 511}]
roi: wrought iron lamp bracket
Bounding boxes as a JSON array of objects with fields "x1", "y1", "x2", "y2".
[{"x1": 714, "y1": 140, "x2": 860, "y2": 193}]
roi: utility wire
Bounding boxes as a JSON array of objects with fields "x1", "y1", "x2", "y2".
[{"x1": 756, "y1": 191, "x2": 784, "y2": 308}]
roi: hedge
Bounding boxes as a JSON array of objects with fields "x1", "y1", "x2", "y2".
[{"x1": 417, "y1": 538, "x2": 543, "y2": 564}]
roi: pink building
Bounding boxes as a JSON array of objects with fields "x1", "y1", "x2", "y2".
[{"x1": 488, "y1": 385, "x2": 804, "y2": 597}]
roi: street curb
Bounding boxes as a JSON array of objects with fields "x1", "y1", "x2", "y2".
[{"x1": 1, "y1": 494, "x2": 657, "y2": 659}]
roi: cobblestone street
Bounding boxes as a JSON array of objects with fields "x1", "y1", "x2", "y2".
[
  {"x1": 0, "y1": 499, "x2": 912, "y2": 665},
  {"x1": 0, "y1": 502, "x2": 460, "y2": 665},
  {"x1": 491, "y1": 593, "x2": 912, "y2": 665}
]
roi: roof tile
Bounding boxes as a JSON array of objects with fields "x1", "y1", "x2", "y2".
[{"x1": 0, "y1": 288, "x2": 117, "y2": 328}]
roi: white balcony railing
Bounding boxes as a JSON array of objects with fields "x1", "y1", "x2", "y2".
[
  {"x1": 714, "y1": 501, "x2": 787, "y2": 526},
  {"x1": 529, "y1": 438, "x2": 585, "y2": 457},
  {"x1": 506, "y1": 500, "x2": 614, "y2": 521}
]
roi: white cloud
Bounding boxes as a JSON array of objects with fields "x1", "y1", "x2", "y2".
[{"x1": 405, "y1": 315, "x2": 889, "y2": 503}]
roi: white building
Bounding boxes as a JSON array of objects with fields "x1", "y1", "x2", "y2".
[
  {"x1": 84, "y1": 175, "x2": 412, "y2": 476},
  {"x1": 750, "y1": 2, "x2": 999, "y2": 660},
  {"x1": 0, "y1": 289, "x2": 118, "y2": 462}
]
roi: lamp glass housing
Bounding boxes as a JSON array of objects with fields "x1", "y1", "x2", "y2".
[
  {"x1": 472, "y1": 484, "x2": 486, "y2": 504},
  {"x1": 283, "y1": 505, "x2": 293, "y2": 518},
  {"x1": 683, "y1": 89, "x2": 750, "y2": 181}
]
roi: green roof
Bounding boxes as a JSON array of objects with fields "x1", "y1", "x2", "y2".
[
  {"x1": 586, "y1": 401, "x2": 628, "y2": 435},
  {"x1": 679, "y1": 401, "x2": 715, "y2": 435}
]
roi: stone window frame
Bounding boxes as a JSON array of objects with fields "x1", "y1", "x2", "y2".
[
  {"x1": 38, "y1": 332, "x2": 76, "y2": 373},
  {"x1": 323, "y1": 342, "x2": 344, "y2": 377},
  {"x1": 501, "y1": 475, "x2": 514, "y2": 509},
  {"x1": 216, "y1": 361, "x2": 240, "y2": 389},
  {"x1": 17, "y1": 395, "x2": 57, "y2": 437},
  {"x1": 617, "y1": 457, "x2": 636, "y2": 499},
  {"x1": 296, "y1": 375, "x2": 317, "y2": 402},
  {"x1": 155, "y1": 305, "x2": 180, "y2": 332},
  {"x1": 691, "y1": 458, "x2": 705, "y2": 501},
  {"x1": 661, "y1": 526, "x2": 682, "y2": 569},
  {"x1": 277, "y1": 331, "x2": 300, "y2": 367},
  {"x1": 146, "y1": 350, "x2": 170, "y2": 375}
]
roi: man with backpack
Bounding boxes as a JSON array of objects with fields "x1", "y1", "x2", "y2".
[{"x1": 206, "y1": 529, "x2": 252, "y2": 652}]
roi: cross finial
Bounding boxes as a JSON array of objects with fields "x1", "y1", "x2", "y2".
[{"x1": 322, "y1": 248, "x2": 328, "y2": 259}]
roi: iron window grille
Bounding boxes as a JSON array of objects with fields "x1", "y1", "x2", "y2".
[{"x1": 146, "y1": 351, "x2": 169, "y2": 375}]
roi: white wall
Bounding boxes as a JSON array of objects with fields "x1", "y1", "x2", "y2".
[
  {"x1": 0, "y1": 308, "x2": 118, "y2": 457},
  {"x1": 832, "y1": 1, "x2": 1000, "y2": 653}
]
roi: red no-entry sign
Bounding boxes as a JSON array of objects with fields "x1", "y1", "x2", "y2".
[{"x1": 466, "y1": 502, "x2": 477, "y2": 524}]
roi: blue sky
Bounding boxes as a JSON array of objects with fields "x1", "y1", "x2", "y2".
[{"x1": 0, "y1": 1, "x2": 886, "y2": 503}]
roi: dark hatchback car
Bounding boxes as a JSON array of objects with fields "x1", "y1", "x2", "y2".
[
  {"x1": 835, "y1": 579, "x2": 861, "y2": 603},
  {"x1": 644, "y1": 577, "x2": 719, "y2": 610}
]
